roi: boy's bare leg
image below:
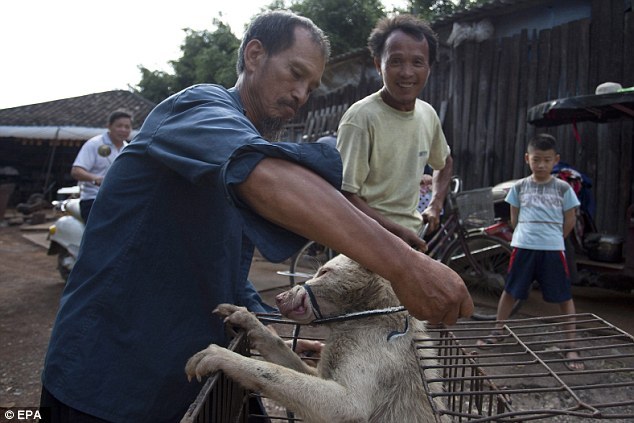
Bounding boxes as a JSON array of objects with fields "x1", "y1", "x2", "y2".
[
  {"x1": 476, "y1": 291, "x2": 517, "y2": 348},
  {"x1": 559, "y1": 299, "x2": 584, "y2": 370},
  {"x1": 494, "y1": 291, "x2": 518, "y2": 329}
]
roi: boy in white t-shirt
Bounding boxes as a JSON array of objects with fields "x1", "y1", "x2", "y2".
[{"x1": 477, "y1": 134, "x2": 584, "y2": 371}]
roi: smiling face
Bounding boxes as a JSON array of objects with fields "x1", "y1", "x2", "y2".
[
  {"x1": 107, "y1": 117, "x2": 132, "y2": 146},
  {"x1": 239, "y1": 26, "x2": 326, "y2": 139},
  {"x1": 375, "y1": 29, "x2": 431, "y2": 112}
]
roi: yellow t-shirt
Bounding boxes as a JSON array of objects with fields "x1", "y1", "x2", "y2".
[{"x1": 337, "y1": 91, "x2": 450, "y2": 232}]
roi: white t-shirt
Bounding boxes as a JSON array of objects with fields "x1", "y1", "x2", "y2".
[
  {"x1": 73, "y1": 133, "x2": 127, "y2": 200},
  {"x1": 505, "y1": 176, "x2": 580, "y2": 251}
]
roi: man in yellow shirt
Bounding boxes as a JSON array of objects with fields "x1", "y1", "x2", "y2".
[{"x1": 337, "y1": 14, "x2": 453, "y2": 251}]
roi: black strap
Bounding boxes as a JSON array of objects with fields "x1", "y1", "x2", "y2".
[
  {"x1": 302, "y1": 284, "x2": 324, "y2": 320},
  {"x1": 387, "y1": 316, "x2": 410, "y2": 341}
]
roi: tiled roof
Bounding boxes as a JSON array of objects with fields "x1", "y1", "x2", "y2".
[{"x1": 0, "y1": 90, "x2": 156, "y2": 129}]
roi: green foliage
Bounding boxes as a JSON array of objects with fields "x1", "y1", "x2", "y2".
[
  {"x1": 135, "y1": 67, "x2": 176, "y2": 104},
  {"x1": 408, "y1": 0, "x2": 489, "y2": 21},
  {"x1": 136, "y1": 18, "x2": 239, "y2": 104},
  {"x1": 134, "y1": 0, "x2": 490, "y2": 103},
  {"x1": 288, "y1": 0, "x2": 386, "y2": 57}
]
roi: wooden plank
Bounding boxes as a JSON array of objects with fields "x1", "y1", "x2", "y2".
[
  {"x1": 535, "y1": 28, "x2": 551, "y2": 105},
  {"x1": 524, "y1": 30, "x2": 539, "y2": 151},
  {"x1": 485, "y1": 42, "x2": 500, "y2": 182},
  {"x1": 594, "y1": 0, "x2": 612, "y2": 86},
  {"x1": 588, "y1": 0, "x2": 602, "y2": 89},
  {"x1": 513, "y1": 29, "x2": 530, "y2": 180},
  {"x1": 550, "y1": 24, "x2": 568, "y2": 157},
  {"x1": 460, "y1": 43, "x2": 476, "y2": 186},
  {"x1": 592, "y1": 0, "x2": 619, "y2": 231},
  {"x1": 466, "y1": 41, "x2": 481, "y2": 187},
  {"x1": 623, "y1": 11, "x2": 634, "y2": 222},
  {"x1": 474, "y1": 39, "x2": 494, "y2": 185},
  {"x1": 502, "y1": 34, "x2": 521, "y2": 184},
  {"x1": 493, "y1": 37, "x2": 512, "y2": 185},
  {"x1": 624, "y1": 11, "x2": 634, "y2": 88},
  {"x1": 451, "y1": 47, "x2": 466, "y2": 176},
  {"x1": 608, "y1": 0, "x2": 624, "y2": 83},
  {"x1": 548, "y1": 25, "x2": 562, "y2": 101}
]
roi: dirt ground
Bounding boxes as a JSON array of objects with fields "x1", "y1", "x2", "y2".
[
  {"x1": 0, "y1": 217, "x2": 633, "y2": 418},
  {"x1": 0, "y1": 223, "x2": 63, "y2": 409}
]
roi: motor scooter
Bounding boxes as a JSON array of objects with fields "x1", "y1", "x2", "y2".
[{"x1": 47, "y1": 186, "x2": 84, "y2": 280}]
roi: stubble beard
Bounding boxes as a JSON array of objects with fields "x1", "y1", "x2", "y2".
[{"x1": 258, "y1": 117, "x2": 286, "y2": 141}]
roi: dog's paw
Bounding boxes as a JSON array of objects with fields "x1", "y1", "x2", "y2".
[
  {"x1": 213, "y1": 303, "x2": 243, "y2": 317},
  {"x1": 214, "y1": 304, "x2": 261, "y2": 330},
  {"x1": 185, "y1": 344, "x2": 227, "y2": 382}
]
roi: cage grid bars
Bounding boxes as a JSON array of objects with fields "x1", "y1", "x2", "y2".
[
  {"x1": 182, "y1": 312, "x2": 634, "y2": 422},
  {"x1": 417, "y1": 313, "x2": 634, "y2": 421}
]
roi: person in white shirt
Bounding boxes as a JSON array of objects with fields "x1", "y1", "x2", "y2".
[{"x1": 71, "y1": 110, "x2": 132, "y2": 222}]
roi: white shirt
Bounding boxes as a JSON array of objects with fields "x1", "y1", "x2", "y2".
[{"x1": 72, "y1": 132, "x2": 127, "y2": 200}]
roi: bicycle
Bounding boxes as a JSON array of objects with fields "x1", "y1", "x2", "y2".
[
  {"x1": 280, "y1": 241, "x2": 337, "y2": 286},
  {"x1": 281, "y1": 180, "x2": 518, "y2": 320}
]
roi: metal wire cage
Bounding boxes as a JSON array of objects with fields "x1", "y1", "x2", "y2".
[
  {"x1": 451, "y1": 187, "x2": 496, "y2": 229},
  {"x1": 180, "y1": 332, "x2": 251, "y2": 423},
  {"x1": 182, "y1": 313, "x2": 634, "y2": 422},
  {"x1": 421, "y1": 313, "x2": 634, "y2": 422}
]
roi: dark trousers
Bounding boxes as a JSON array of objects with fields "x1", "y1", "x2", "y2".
[
  {"x1": 39, "y1": 386, "x2": 111, "y2": 423},
  {"x1": 79, "y1": 199, "x2": 94, "y2": 224}
]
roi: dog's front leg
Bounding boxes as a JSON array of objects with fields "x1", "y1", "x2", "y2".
[
  {"x1": 214, "y1": 304, "x2": 317, "y2": 375},
  {"x1": 185, "y1": 345, "x2": 366, "y2": 423}
]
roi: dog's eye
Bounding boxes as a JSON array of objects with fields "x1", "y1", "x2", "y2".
[{"x1": 316, "y1": 268, "x2": 329, "y2": 277}]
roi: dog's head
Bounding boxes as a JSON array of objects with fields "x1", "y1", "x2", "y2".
[{"x1": 275, "y1": 255, "x2": 399, "y2": 323}]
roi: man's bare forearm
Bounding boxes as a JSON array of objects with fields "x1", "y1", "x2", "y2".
[
  {"x1": 236, "y1": 158, "x2": 474, "y2": 324},
  {"x1": 428, "y1": 155, "x2": 453, "y2": 211}
]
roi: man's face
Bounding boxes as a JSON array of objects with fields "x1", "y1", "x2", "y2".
[
  {"x1": 248, "y1": 27, "x2": 326, "y2": 139},
  {"x1": 375, "y1": 30, "x2": 431, "y2": 112},
  {"x1": 108, "y1": 117, "x2": 132, "y2": 144}
]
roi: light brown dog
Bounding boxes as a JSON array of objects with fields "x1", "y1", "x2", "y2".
[{"x1": 186, "y1": 255, "x2": 446, "y2": 423}]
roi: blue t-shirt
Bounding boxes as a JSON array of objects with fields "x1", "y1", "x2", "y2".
[
  {"x1": 505, "y1": 176, "x2": 580, "y2": 251},
  {"x1": 42, "y1": 84, "x2": 342, "y2": 422}
]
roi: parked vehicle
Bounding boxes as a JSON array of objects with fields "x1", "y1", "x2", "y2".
[{"x1": 48, "y1": 186, "x2": 84, "y2": 280}]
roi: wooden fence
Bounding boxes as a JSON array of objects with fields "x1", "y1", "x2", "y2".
[{"x1": 290, "y1": 0, "x2": 633, "y2": 236}]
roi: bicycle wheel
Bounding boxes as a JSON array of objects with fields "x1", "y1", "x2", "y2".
[
  {"x1": 441, "y1": 234, "x2": 512, "y2": 296},
  {"x1": 288, "y1": 241, "x2": 336, "y2": 286}
]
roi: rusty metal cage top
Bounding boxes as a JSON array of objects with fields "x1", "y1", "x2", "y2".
[
  {"x1": 421, "y1": 313, "x2": 634, "y2": 422},
  {"x1": 182, "y1": 312, "x2": 634, "y2": 423}
]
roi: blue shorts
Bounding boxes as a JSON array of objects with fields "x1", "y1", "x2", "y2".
[{"x1": 505, "y1": 248, "x2": 572, "y2": 303}]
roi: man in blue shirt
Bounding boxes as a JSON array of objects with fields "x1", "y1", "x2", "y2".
[{"x1": 40, "y1": 10, "x2": 473, "y2": 423}]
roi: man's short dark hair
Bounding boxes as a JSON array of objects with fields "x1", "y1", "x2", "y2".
[
  {"x1": 368, "y1": 14, "x2": 438, "y2": 67},
  {"x1": 528, "y1": 133, "x2": 558, "y2": 153},
  {"x1": 236, "y1": 10, "x2": 330, "y2": 75},
  {"x1": 107, "y1": 110, "x2": 133, "y2": 126}
]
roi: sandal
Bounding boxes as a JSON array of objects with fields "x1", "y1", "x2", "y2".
[
  {"x1": 476, "y1": 330, "x2": 504, "y2": 349},
  {"x1": 562, "y1": 351, "x2": 585, "y2": 371}
]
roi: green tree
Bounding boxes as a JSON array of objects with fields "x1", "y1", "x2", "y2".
[
  {"x1": 287, "y1": 0, "x2": 386, "y2": 57},
  {"x1": 407, "y1": 0, "x2": 489, "y2": 21},
  {"x1": 136, "y1": 18, "x2": 239, "y2": 104}
]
